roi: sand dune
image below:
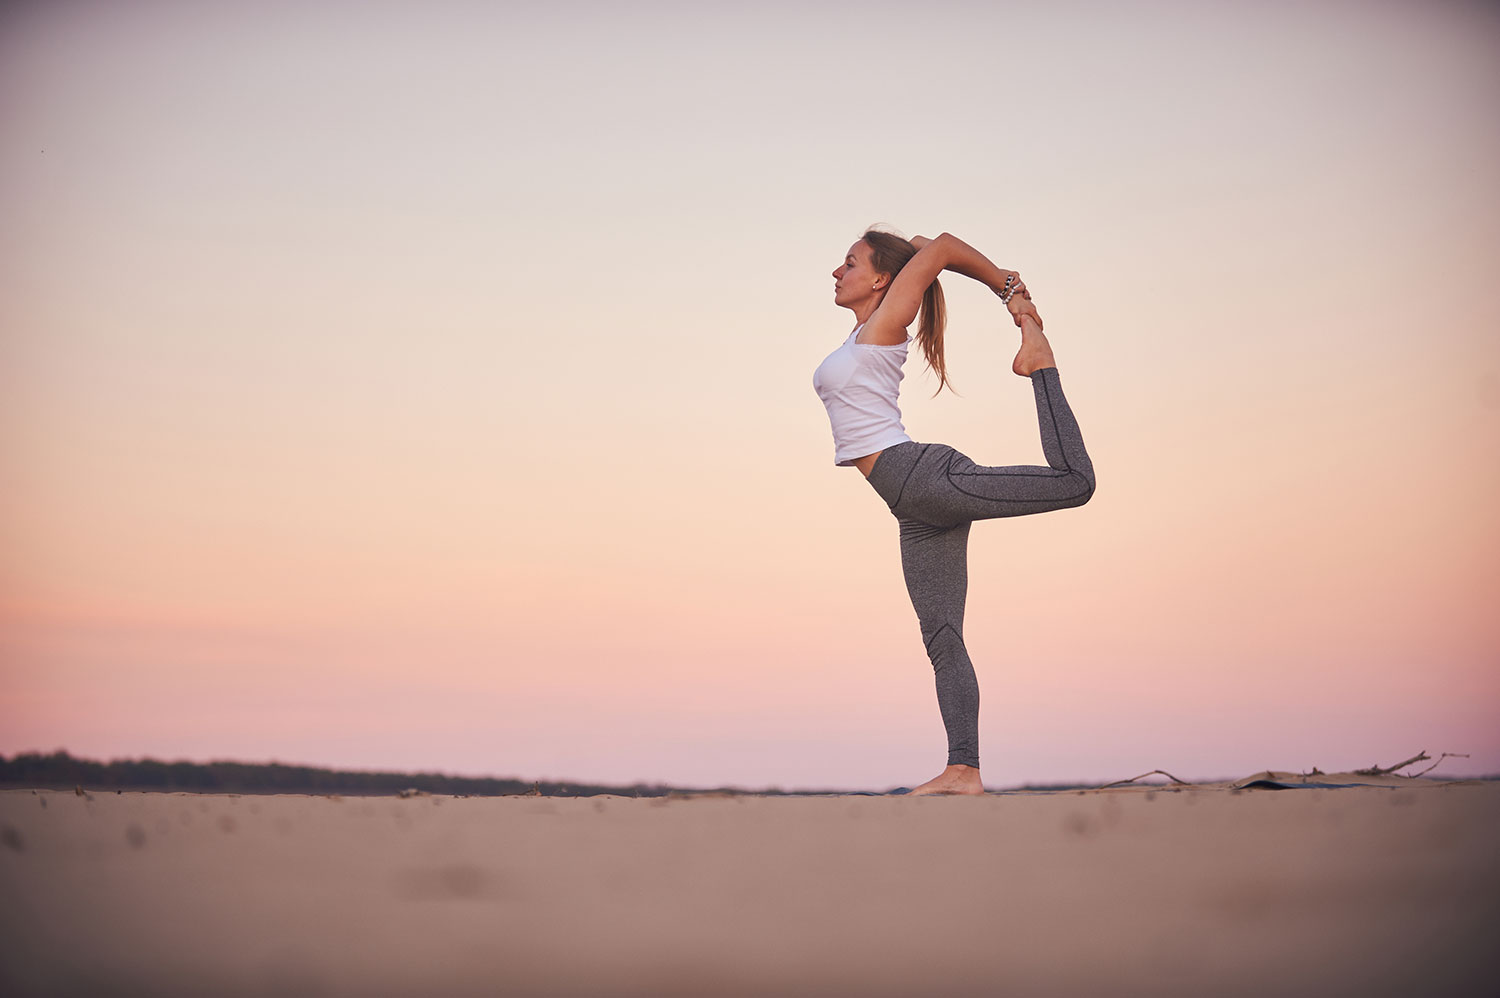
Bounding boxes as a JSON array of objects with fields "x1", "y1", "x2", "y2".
[{"x1": 2, "y1": 778, "x2": 1496, "y2": 997}]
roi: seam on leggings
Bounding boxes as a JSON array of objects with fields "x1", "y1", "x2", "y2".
[
  {"x1": 942, "y1": 440, "x2": 1070, "y2": 482},
  {"x1": 923, "y1": 621, "x2": 961, "y2": 652},
  {"x1": 1039, "y1": 369, "x2": 1096, "y2": 502},
  {"x1": 949, "y1": 468, "x2": 1070, "y2": 478},
  {"x1": 890, "y1": 443, "x2": 927, "y2": 511},
  {"x1": 944, "y1": 465, "x2": 1092, "y2": 504},
  {"x1": 948, "y1": 468, "x2": 1092, "y2": 501},
  {"x1": 1038, "y1": 369, "x2": 1072, "y2": 473},
  {"x1": 939, "y1": 370, "x2": 1089, "y2": 504}
]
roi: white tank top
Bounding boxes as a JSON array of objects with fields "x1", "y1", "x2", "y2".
[{"x1": 812, "y1": 324, "x2": 913, "y2": 466}]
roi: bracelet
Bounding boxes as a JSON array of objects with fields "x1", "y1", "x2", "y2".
[{"x1": 995, "y1": 273, "x2": 1020, "y2": 304}]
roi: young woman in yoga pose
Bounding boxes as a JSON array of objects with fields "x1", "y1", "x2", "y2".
[{"x1": 813, "y1": 229, "x2": 1095, "y2": 795}]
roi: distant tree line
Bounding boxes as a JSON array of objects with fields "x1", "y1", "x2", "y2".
[{"x1": 0, "y1": 750, "x2": 725, "y2": 797}]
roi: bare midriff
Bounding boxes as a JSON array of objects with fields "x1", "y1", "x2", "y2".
[{"x1": 853, "y1": 450, "x2": 883, "y2": 478}]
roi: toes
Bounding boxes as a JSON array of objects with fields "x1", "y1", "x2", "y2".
[{"x1": 1009, "y1": 300, "x2": 1043, "y2": 330}]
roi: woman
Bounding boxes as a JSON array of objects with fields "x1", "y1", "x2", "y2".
[{"x1": 813, "y1": 229, "x2": 1095, "y2": 795}]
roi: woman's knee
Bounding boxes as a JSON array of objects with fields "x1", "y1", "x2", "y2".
[
  {"x1": 921, "y1": 621, "x2": 968, "y2": 662},
  {"x1": 1068, "y1": 467, "x2": 1095, "y2": 506}
]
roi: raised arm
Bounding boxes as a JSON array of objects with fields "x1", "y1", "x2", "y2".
[
  {"x1": 910, "y1": 233, "x2": 1017, "y2": 295},
  {"x1": 860, "y1": 232, "x2": 1020, "y2": 344}
]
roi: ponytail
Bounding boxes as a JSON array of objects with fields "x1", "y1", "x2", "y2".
[
  {"x1": 861, "y1": 228, "x2": 951, "y2": 394},
  {"x1": 916, "y1": 279, "x2": 948, "y2": 395}
]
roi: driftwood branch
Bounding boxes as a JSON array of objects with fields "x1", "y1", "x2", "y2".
[
  {"x1": 1098, "y1": 769, "x2": 1191, "y2": 790},
  {"x1": 1353, "y1": 751, "x2": 1429, "y2": 777},
  {"x1": 1098, "y1": 750, "x2": 1468, "y2": 791},
  {"x1": 1412, "y1": 752, "x2": 1469, "y2": 777}
]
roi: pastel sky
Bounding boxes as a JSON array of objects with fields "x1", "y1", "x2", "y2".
[{"x1": 3, "y1": 0, "x2": 1497, "y2": 790}]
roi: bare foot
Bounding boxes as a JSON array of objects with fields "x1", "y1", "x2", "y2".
[
  {"x1": 905, "y1": 764, "x2": 985, "y2": 796},
  {"x1": 1011, "y1": 313, "x2": 1056, "y2": 377},
  {"x1": 1007, "y1": 290, "x2": 1041, "y2": 330}
]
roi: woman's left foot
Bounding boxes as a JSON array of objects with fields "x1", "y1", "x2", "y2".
[{"x1": 905, "y1": 764, "x2": 985, "y2": 796}]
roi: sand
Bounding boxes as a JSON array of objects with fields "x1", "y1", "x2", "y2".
[{"x1": 2, "y1": 776, "x2": 1496, "y2": 997}]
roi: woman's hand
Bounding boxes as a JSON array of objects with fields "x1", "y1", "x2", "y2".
[{"x1": 910, "y1": 234, "x2": 933, "y2": 250}]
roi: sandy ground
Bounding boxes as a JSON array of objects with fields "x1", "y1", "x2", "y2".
[{"x1": 2, "y1": 776, "x2": 1496, "y2": 997}]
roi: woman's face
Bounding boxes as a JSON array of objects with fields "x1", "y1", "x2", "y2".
[{"x1": 832, "y1": 240, "x2": 885, "y2": 310}]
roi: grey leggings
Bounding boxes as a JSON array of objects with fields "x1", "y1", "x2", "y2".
[{"x1": 865, "y1": 367, "x2": 1094, "y2": 769}]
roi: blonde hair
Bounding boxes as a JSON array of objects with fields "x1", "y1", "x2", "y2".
[{"x1": 862, "y1": 228, "x2": 950, "y2": 393}]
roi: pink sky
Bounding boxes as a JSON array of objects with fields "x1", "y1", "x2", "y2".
[{"x1": 3, "y1": 0, "x2": 1497, "y2": 789}]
